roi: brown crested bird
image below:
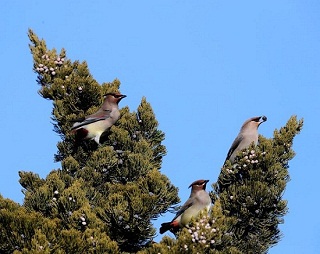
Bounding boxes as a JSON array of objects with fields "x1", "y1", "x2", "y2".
[
  {"x1": 225, "y1": 116, "x2": 267, "y2": 163},
  {"x1": 160, "y1": 179, "x2": 211, "y2": 234},
  {"x1": 71, "y1": 92, "x2": 126, "y2": 144}
]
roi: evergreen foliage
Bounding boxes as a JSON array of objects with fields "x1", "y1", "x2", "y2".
[
  {"x1": 213, "y1": 116, "x2": 303, "y2": 253},
  {"x1": 0, "y1": 30, "x2": 179, "y2": 253},
  {"x1": 143, "y1": 116, "x2": 302, "y2": 254},
  {"x1": 0, "y1": 30, "x2": 302, "y2": 253}
]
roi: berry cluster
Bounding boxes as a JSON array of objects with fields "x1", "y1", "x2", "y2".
[
  {"x1": 80, "y1": 214, "x2": 87, "y2": 226},
  {"x1": 243, "y1": 150, "x2": 259, "y2": 164},
  {"x1": 35, "y1": 54, "x2": 65, "y2": 76},
  {"x1": 179, "y1": 213, "x2": 219, "y2": 252},
  {"x1": 188, "y1": 215, "x2": 217, "y2": 246}
]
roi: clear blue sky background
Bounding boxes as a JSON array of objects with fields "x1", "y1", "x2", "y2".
[{"x1": 1, "y1": 1, "x2": 319, "y2": 253}]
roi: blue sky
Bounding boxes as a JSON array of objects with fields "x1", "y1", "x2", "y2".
[{"x1": 1, "y1": 1, "x2": 319, "y2": 253}]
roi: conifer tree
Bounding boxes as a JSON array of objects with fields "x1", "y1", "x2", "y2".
[
  {"x1": 0, "y1": 30, "x2": 179, "y2": 253},
  {"x1": 0, "y1": 30, "x2": 303, "y2": 254},
  {"x1": 212, "y1": 116, "x2": 303, "y2": 253},
  {"x1": 142, "y1": 116, "x2": 303, "y2": 254}
]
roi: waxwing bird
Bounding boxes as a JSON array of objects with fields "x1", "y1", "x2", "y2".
[
  {"x1": 71, "y1": 92, "x2": 126, "y2": 144},
  {"x1": 225, "y1": 115, "x2": 267, "y2": 164},
  {"x1": 160, "y1": 179, "x2": 211, "y2": 234}
]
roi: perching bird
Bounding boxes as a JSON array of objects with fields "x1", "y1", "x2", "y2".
[
  {"x1": 225, "y1": 116, "x2": 267, "y2": 163},
  {"x1": 160, "y1": 179, "x2": 211, "y2": 234},
  {"x1": 71, "y1": 92, "x2": 126, "y2": 144}
]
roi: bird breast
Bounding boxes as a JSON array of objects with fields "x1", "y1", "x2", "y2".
[
  {"x1": 179, "y1": 191, "x2": 211, "y2": 227},
  {"x1": 239, "y1": 131, "x2": 258, "y2": 150}
]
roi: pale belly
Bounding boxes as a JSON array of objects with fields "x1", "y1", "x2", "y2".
[
  {"x1": 179, "y1": 203, "x2": 211, "y2": 227},
  {"x1": 85, "y1": 121, "x2": 109, "y2": 138}
]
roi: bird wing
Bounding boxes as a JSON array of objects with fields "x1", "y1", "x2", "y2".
[
  {"x1": 225, "y1": 134, "x2": 243, "y2": 161},
  {"x1": 171, "y1": 198, "x2": 194, "y2": 222},
  {"x1": 71, "y1": 110, "x2": 111, "y2": 130}
]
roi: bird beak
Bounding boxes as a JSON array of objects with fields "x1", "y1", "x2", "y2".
[
  {"x1": 120, "y1": 94, "x2": 127, "y2": 98},
  {"x1": 259, "y1": 116, "x2": 267, "y2": 123}
]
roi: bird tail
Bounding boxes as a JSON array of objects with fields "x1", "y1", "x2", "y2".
[
  {"x1": 159, "y1": 220, "x2": 180, "y2": 234},
  {"x1": 159, "y1": 222, "x2": 172, "y2": 234}
]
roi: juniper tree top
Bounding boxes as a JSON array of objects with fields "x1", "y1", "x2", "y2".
[
  {"x1": 0, "y1": 30, "x2": 303, "y2": 254},
  {"x1": 0, "y1": 30, "x2": 180, "y2": 253}
]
